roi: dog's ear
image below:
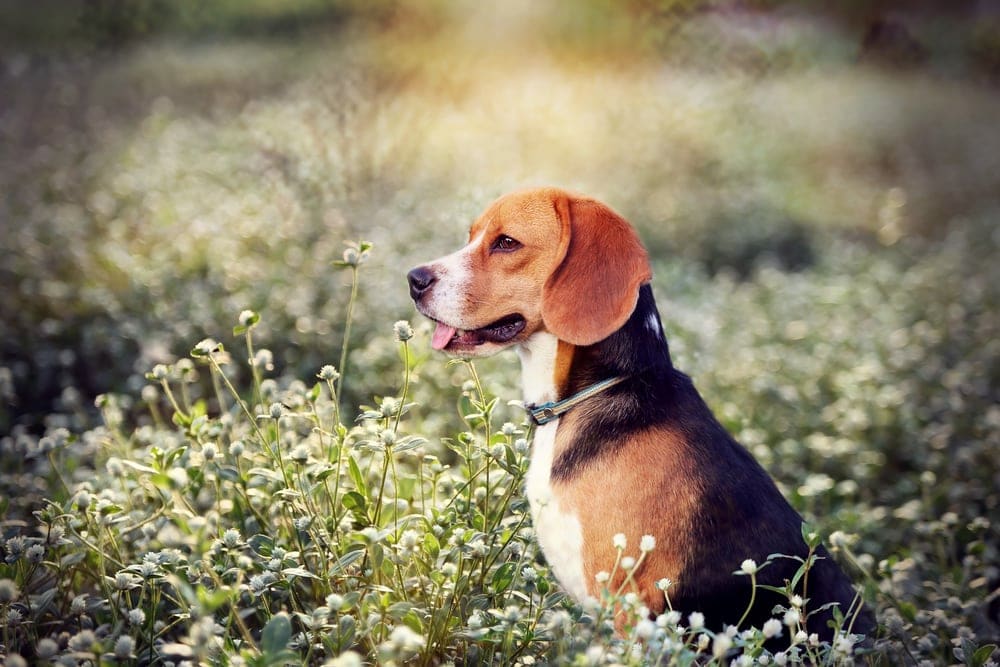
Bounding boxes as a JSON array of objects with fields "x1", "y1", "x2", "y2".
[{"x1": 542, "y1": 193, "x2": 652, "y2": 346}]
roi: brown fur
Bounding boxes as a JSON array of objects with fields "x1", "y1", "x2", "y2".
[{"x1": 409, "y1": 187, "x2": 875, "y2": 642}]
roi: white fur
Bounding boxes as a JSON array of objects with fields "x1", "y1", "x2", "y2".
[
  {"x1": 518, "y1": 332, "x2": 589, "y2": 601},
  {"x1": 647, "y1": 311, "x2": 662, "y2": 336},
  {"x1": 517, "y1": 331, "x2": 560, "y2": 405},
  {"x1": 424, "y1": 231, "x2": 484, "y2": 327}
]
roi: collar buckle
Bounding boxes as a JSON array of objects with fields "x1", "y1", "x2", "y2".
[{"x1": 523, "y1": 376, "x2": 628, "y2": 426}]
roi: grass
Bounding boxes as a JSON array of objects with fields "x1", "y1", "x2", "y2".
[{"x1": 1, "y1": 2, "x2": 999, "y2": 664}]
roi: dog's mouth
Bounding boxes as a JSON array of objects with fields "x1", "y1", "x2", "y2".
[{"x1": 430, "y1": 314, "x2": 527, "y2": 351}]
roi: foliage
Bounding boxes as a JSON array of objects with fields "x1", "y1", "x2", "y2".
[
  {"x1": 2, "y1": 224, "x2": 999, "y2": 663},
  {"x1": 1, "y1": 3, "x2": 999, "y2": 664}
]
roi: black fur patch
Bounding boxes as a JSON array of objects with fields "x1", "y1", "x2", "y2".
[{"x1": 546, "y1": 283, "x2": 875, "y2": 641}]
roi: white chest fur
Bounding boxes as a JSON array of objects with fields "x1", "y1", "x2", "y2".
[{"x1": 518, "y1": 333, "x2": 589, "y2": 602}]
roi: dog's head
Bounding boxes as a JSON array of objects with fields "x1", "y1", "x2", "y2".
[{"x1": 408, "y1": 187, "x2": 652, "y2": 357}]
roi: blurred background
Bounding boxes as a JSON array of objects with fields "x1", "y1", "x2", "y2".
[
  {"x1": 1, "y1": 0, "x2": 998, "y2": 450},
  {"x1": 1, "y1": 0, "x2": 999, "y2": 650}
]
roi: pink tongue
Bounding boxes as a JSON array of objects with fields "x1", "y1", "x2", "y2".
[{"x1": 431, "y1": 323, "x2": 458, "y2": 350}]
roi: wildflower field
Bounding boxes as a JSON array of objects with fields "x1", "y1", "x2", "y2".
[{"x1": 1, "y1": 2, "x2": 999, "y2": 665}]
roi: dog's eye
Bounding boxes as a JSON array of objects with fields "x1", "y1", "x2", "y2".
[{"x1": 491, "y1": 235, "x2": 522, "y2": 253}]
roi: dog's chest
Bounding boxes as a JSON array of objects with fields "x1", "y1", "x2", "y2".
[
  {"x1": 518, "y1": 332, "x2": 589, "y2": 601},
  {"x1": 525, "y1": 422, "x2": 589, "y2": 601}
]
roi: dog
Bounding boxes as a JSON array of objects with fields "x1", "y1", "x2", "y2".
[{"x1": 408, "y1": 187, "x2": 874, "y2": 642}]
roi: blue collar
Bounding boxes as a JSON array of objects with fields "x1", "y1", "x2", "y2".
[{"x1": 525, "y1": 376, "x2": 628, "y2": 426}]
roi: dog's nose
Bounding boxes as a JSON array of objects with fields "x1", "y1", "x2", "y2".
[{"x1": 407, "y1": 266, "x2": 437, "y2": 300}]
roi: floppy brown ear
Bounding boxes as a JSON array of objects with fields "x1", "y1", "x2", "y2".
[{"x1": 542, "y1": 194, "x2": 652, "y2": 346}]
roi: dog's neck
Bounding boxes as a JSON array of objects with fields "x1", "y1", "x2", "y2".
[
  {"x1": 517, "y1": 285, "x2": 674, "y2": 405},
  {"x1": 517, "y1": 331, "x2": 563, "y2": 405}
]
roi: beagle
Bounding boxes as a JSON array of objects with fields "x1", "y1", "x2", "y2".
[{"x1": 408, "y1": 187, "x2": 874, "y2": 641}]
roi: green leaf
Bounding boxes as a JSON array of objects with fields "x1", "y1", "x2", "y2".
[
  {"x1": 424, "y1": 532, "x2": 440, "y2": 559},
  {"x1": 972, "y1": 644, "x2": 997, "y2": 667},
  {"x1": 348, "y1": 455, "x2": 366, "y2": 495},
  {"x1": 328, "y1": 548, "x2": 365, "y2": 575},
  {"x1": 164, "y1": 446, "x2": 188, "y2": 468},
  {"x1": 282, "y1": 567, "x2": 319, "y2": 580},
  {"x1": 387, "y1": 601, "x2": 413, "y2": 620},
  {"x1": 119, "y1": 459, "x2": 158, "y2": 475},
  {"x1": 249, "y1": 534, "x2": 274, "y2": 557},
  {"x1": 961, "y1": 638, "x2": 978, "y2": 667},
  {"x1": 61, "y1": 551, "x2": 86, "y2": 567},
  {"x1": 312, "y1": 463, "x2": 337, "y2": 481},
  {"x1": 402, "y1": 609, "x2": 424, "y2": 634},
  {"x1": 800, "y1": 521, "x2": 820, "y2": 548},
  {"x1": 98, "y1": 503, "x2": 124, "y2": 515},
  {"x1": 248, "y1": 467, "x2": 284, "y2": 483},
  {"x1": 260, "y1": 613, "x2": 291, "y2": 657},
  {"x1": 394, "y1": 436, "x2": 428, "y2": 452},
  {"x1": 342, "y1": 491, "x2": 367, "y2": 512},
  {"x1": 196, "y1": 585, "x2": 233, "y2": 612},
  {"x1": 337, "y1": 614, "x2": 356, "y2": 647},
  {"x1": 491, "y1": 562, "x2": 516, "y2": 593}
]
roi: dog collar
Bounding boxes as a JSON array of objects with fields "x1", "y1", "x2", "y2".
[{"x1": 525, "y1": 375, "x2": 629, "y2": 426}]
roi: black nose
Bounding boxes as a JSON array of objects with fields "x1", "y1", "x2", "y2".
[{"x1": 407, "y1": 266, "x2": 437, "y2": 300}]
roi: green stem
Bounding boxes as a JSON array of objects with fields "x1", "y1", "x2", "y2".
[
  {"x1": 245, "y1": 329, "x2": 263, "y2": 409},
  {"x1": 736, "y1": 571, "x2": 757, "y2": 628},
  {"x1": 337, "y1": 264, "x2": 360, "y2": 418}
]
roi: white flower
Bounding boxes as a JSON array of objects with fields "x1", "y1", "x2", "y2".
[
  {"x1": 114, "y1": 635, "x2": 135, "y2": 659},
  {"x1": 660, "y1": 610, "x2": 681, "y2": 627},
  {"x1": 688, "y1": 611, "x2": 705, "y2": 630},
  {"x1": 834, "y1": 633, "x2": 855, "y2": 655},
  {"x1": 318, "y1": 365, "x2": 340, "y2": 381},
  {"x1": 790, "y1": 594, "x2": 804, "y2": 608},
  {"x1": 640, "y1": 535, "x2": 656, "y2": 552},
  {"x1": 762, "y1": 618, "x2": 783, "y2": 638},
  {"x1": 783, "y1": 608, "x2": 801, "y2": 627},
  {"x1": 193, "y1": 338, "x2": 220, "y2": 356},
  {"x1": 330, "y1": 650, "x2": 364, "y2": 667},
  {"x1": 238, "y1": 309, "x2": 258, "y2": 327},
  {"x1": 612, "y1": 533, "x2": 627, "y2": 550},
  {"x1": 393, "y1": 320, "x2": 414, "y2": 342},
  {"x1": 0, "y1": 579, "x2": 19, "y2": 603},
  {"x1": 712, "y1": 633, "x2": 732, "y2": 659},
  {"x1": 656, "y1": 577, "x2": 672, "y2": 591},
  {"x1": 595, "y1": 570, "x2": 610, "y2": 584},
  {"x1": 35, "y1": 639, "x2": 59, "y2": 660},
  {"x1": 621, "y1": 556, "x2": 636, "y2": 571},
  {"x1": 399, "y1": 530, "x2": 419, "y2": 550},
  {"x1": 70, "y1": 594, "x2": 88, "y2": 614},
  {"x1": 829, "y1": 530, "x2": 849, "y2": 548},
  {"x1": 740, "y1": 558, "x2": 758, "y2": 575},
  {"x1": 635, "y1": 619, "x2": 657, "y2": 640}
]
